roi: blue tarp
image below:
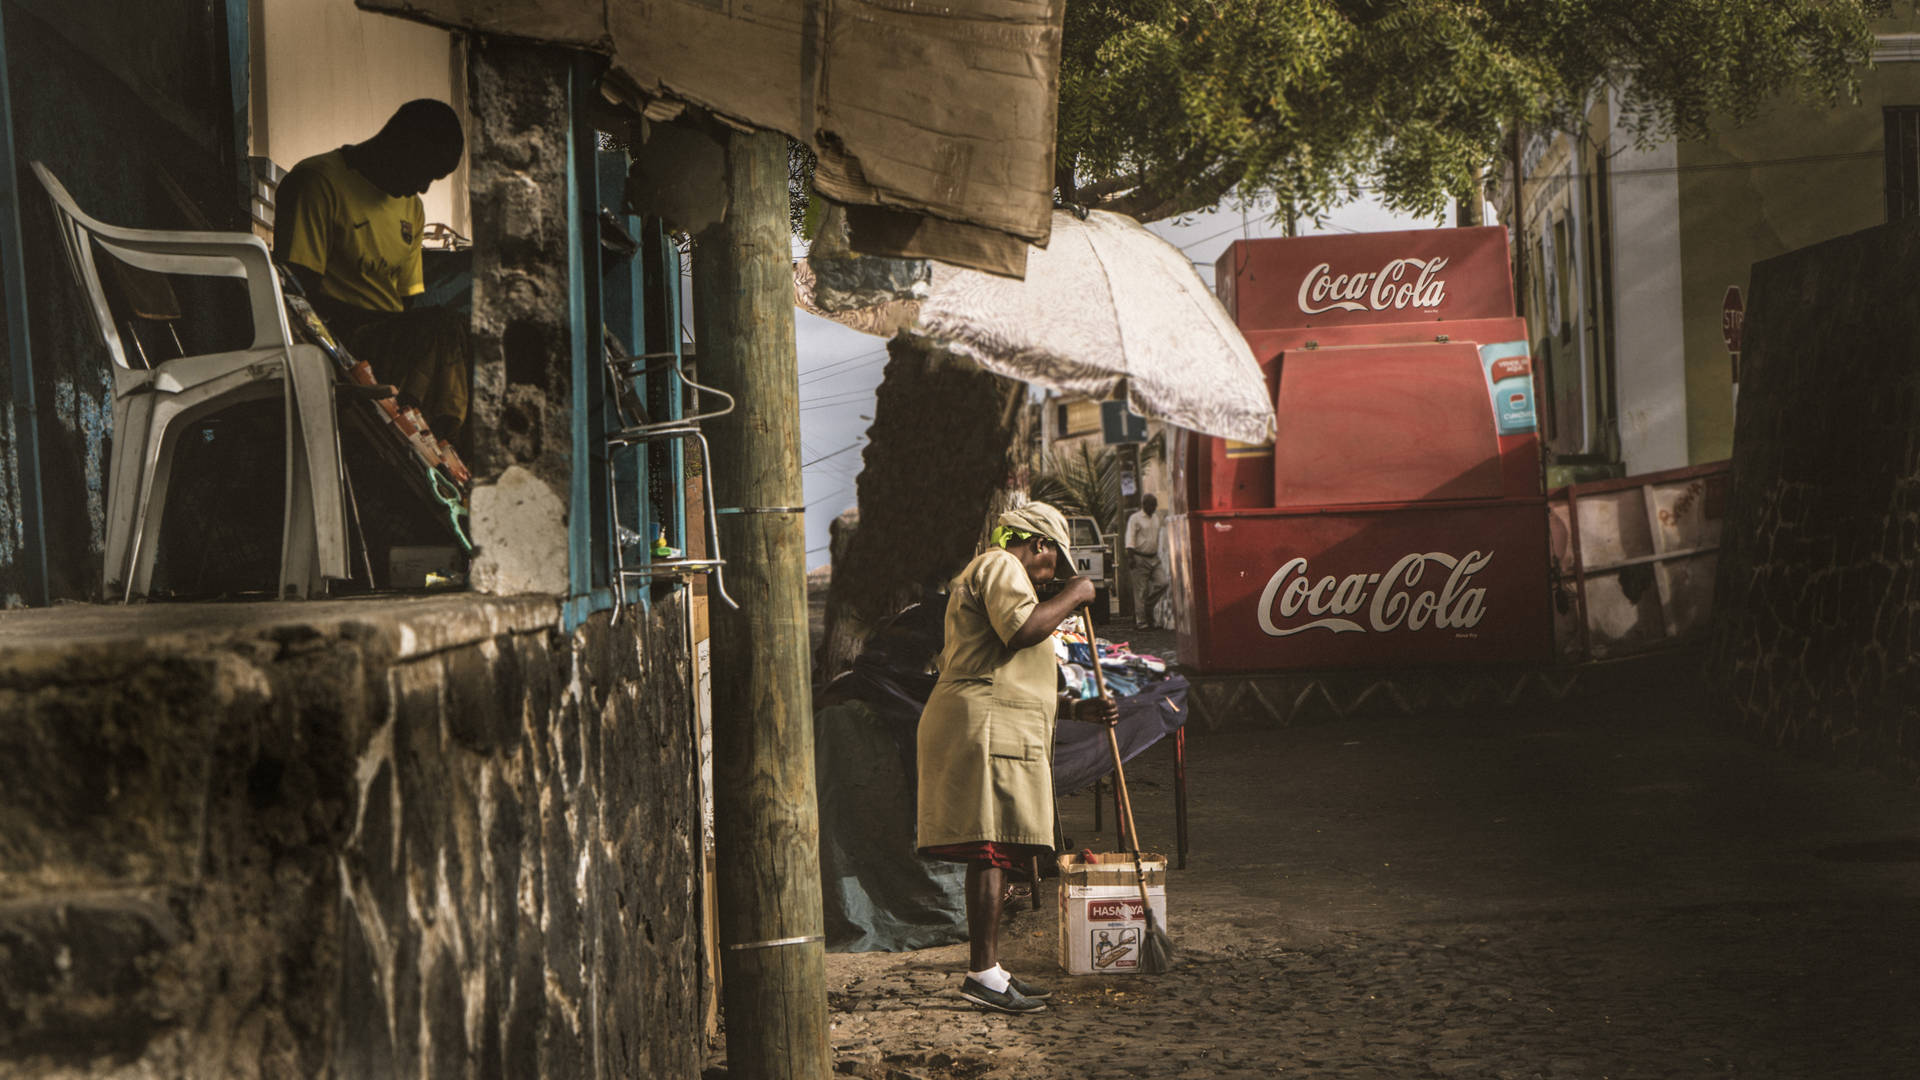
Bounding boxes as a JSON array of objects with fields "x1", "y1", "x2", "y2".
[
  {"x1": 1052, "y1": 674, "x2": 1189, "y2": 796},
  {"x1": 815, "y1": 700, "x2": 970, "y2": 953}
]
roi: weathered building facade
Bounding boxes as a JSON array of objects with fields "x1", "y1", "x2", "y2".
[
  {"x1": 0, "y1": 3, "x2": 709, "y2": 1075},
  {"x1": 1497, "y1": 14, "x2": 1920, "y2": 484}
]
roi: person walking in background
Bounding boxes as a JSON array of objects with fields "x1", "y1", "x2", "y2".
[
  {"x1": 1125, "y1": 494, "x2": 1163, "y2": 630},
  {"x1": 916, "y1": 502, "x2": 1118, "y2": 1015}
]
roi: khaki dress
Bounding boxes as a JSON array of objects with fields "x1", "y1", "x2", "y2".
[{"x1": 916, "y1": 547, "x2": 1059, "y2": 851}]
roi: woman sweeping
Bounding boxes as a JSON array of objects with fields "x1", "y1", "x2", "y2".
[{"x1": 917, "y1": 503, "x2": 1118, "y2": 1015}]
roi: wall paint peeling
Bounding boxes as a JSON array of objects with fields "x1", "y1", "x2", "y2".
[
  {"x1": 52, "y1": 376, "x2": 112, "y2": 554},
  {"x1": 0, "y1": 411, "x2": 22, "y2": 570}
]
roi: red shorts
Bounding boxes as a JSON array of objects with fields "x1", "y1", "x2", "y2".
[{"x1": 921, "y1": 841, "x2": 1052, "y2": 871}]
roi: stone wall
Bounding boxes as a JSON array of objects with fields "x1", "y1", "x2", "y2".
[
  {"x1": 0, "y1": 593, "x2": 702, "y2": 1078},
  {"x1": 463, "y1": 40, "x2": 576, "y2": 598},
  {"x1": 1707, "y1": 220, "x2": 1920, "y2": 781}
]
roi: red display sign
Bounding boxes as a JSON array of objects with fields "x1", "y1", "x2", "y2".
[
  {"x1": 1177, "y1": 319, "x2": 1538, "y2": 515},
  {"x1": 1173, "y1": 227, "x2": 1547, "y2": 674},
  {"x1": 1168, "y1": 504, "x2": 1553, "y2": 673},
  {"x1": 1215, "y1": 227, "x2": 1515, "y2": 333},
  {"x1": 1273, "y1": 344, "x2": 1507, "y2": 505}
]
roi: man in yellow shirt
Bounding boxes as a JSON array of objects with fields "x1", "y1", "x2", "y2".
[{"x1": 274, "y1": 99, "x2": 470, "y2": 439}]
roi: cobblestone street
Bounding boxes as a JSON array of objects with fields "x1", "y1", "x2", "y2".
[{"x1": 819, "y1": 654, "x2": 1920, "y2": 1079}]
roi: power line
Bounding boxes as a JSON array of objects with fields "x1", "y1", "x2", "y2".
[
  {"x1": 798, "y1": 349, "x2": 887, "y2": 378},
  {"x1": 1175, "y1": 216, "x2": 1264, "y2": 252},
  {"x1": 1301, "y1": 147, "x2": 1885, "y2": 206},
  {"x1": 799, "y1": 398, "x2": 874, "y2": 413},
  {"x1": 802, "y1": 441, "x2": 866, "y2": 468},
  {"x1": 797, "y1": 346, "x2": 888, "y2": 384},
  {"x1": 797, "y1": 355, "x2": 889, "y2": 389},
  {"x1": 804, "y1": 446, "x2": 866, "y2": 478},
  {"x1": 798, "y1": 387, "x2": 875, "y2": 407},
  {"x1": 1186, "y1": 219, "x2": 1357, "y2": 266},
  {"x1": 1520, "y1": 147, "x2": 1879, "y2": 189},
  {"x1": 805, "y1": 485, "x2": 853, "y2": 509}
]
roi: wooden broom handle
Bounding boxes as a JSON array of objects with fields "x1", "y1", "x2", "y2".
[{"x1": 1082, "y1": 606, "x2": 1143, "y2": 848}]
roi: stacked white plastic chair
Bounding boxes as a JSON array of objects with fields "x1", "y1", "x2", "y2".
[{"x1": 33, "y1": 162, "x2": 348, "y2": 599}]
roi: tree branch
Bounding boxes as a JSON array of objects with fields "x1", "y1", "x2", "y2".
[
  {"x1": 1096, "y1": 165, "x2": 1241, "y2": 224},
  {"x1": 1072, "y1": 174, "x2": 1140, "y2": 202}
]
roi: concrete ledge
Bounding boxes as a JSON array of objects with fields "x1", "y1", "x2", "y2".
[{"x1": 0, "y1": 593, "x2": 562, "y2": 682}]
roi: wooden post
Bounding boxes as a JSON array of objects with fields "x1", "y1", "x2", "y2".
[
  {"x1": 695, "y1": 127, "x2": 832, "y2": 1080},
  {"x1": 1510, "y1": 122, "x2": 1529, "y2": 320},
  {"x1": 1455, "y1": 165, "x2": 1486, "y2": 227}
]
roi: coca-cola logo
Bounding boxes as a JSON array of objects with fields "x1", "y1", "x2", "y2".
[
  {"x1": 1257, "y1": 551, "x2": 1492, "y2": 637},
  {"x1": 1297, "y1": 257, "x2": 1451, "y2": 315}
]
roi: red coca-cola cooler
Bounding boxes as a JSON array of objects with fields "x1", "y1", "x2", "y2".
[{"x1": 1170, "y1": 227, "x2": 1553, "y2": 674}]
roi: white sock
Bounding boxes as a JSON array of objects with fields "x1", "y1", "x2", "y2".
[{"x1": 967, "y1": 965, "x2": 1010, "y2": 993}]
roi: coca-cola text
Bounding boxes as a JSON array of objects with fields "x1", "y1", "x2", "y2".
[
  {"x1": 1298, "y1": 257, "x2": 1451, "y2": 316},
  {"x1": 1257, "y1": 551, "x2": 1492, "y2": 637}
]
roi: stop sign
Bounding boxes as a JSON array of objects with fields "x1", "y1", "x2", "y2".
[{"x1": 1722, "y1": 286, "x2": 1745, "y2": 353}]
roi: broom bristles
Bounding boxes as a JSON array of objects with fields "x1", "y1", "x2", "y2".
[{"x1": 1140, "y1": 909, "x2": 1177, "y2": 974}]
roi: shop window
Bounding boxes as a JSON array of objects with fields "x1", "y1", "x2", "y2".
[
  {"x1": 567, "y1": 123, "x2": 695, "y2": 628},
  {"x1": 1553, "y1": 215, "x2": 1574, "y2": 343}
]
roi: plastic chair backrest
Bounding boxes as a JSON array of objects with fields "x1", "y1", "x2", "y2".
[
  {"x1": 32, "y1": 162, "x2": 132, "y2": 371},
  {"x1": 31, "y1": 162, "x2": 293, "y2": 372}
]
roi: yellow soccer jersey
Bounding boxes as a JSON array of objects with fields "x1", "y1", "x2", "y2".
[{"x1": 274, "y1": 149, "x2": 425, "y2": 313}]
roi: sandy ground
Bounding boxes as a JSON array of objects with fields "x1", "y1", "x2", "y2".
[{"x1": 789, "y1": 646, "x2": 1920, "y2": 1080}]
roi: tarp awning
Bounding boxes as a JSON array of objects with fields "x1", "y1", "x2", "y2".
[{"x1": 358, "y1": 0, "x2": 1063, "y2": 275}]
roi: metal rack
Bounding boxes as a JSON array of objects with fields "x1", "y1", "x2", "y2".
[{"x1": 604, "y1": 335, "x2": 739, "y2": 622}]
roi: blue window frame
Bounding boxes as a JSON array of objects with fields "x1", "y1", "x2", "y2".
[
  {"x1": 563, "y1": 60, "x2": 687, "y2": 630},
  {"x1": 0, "y1": 4, "x2": 49, "y2": 606}
]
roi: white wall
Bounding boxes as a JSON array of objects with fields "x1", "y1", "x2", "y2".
[
  {"x1": 1607, "y1": 91, "x2": 1689, "y2": 475},
  {"x1": 254, "y1": 0, "x2": 469, "y2": 234}
]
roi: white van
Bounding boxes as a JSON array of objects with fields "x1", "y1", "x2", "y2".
[{"x1": 1066, "y1": 515, "x2": 1111, "y2": 621}]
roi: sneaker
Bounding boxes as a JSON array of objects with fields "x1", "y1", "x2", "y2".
[
  {"x1": 958, "y1": 977, "x2": 1047, "y2": 1015},
  {"x1": 1007, "y1": 974, "x2": 1052, "y2": 1000}
]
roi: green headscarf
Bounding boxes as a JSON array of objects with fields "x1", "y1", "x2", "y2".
[
  {"x1": 991, "y1": 524, "x2": 1036, "y2": 549},
  {"x1": 989, "y1": 502, "x2": 1080, "y2": 579}
]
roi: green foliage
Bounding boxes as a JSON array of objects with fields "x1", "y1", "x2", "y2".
[
  {"x1": 1059, "y1": 0, "x2": 1890, "y2": 222},
  {"x1": 1031, "y1": 442, "x2": 1125, "y2": 536},
  {"x1": 789, "y1": 139, "x2": 817, "y2": 237}
]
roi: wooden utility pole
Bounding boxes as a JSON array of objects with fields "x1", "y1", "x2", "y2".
[
  {"x1": 1510, "y1": 122, "x2": 1529, "y2": 319},
  {"x1": 1456, "y1": 165, "x2": 1486, "y2": 227},
  {"x1": 695, "y1": 127, "x2": 832, "y2": 1080}
]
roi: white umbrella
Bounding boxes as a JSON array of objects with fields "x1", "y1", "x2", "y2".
[{"x1": 797, "y1": 209, "x2": 1276, "y2": 445}]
